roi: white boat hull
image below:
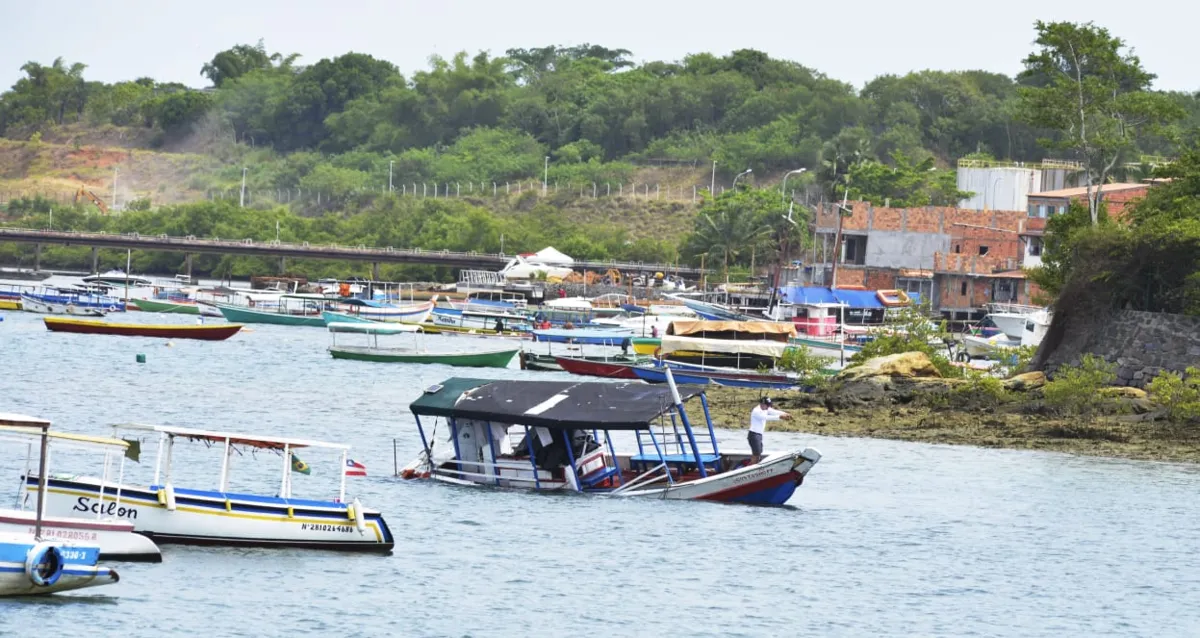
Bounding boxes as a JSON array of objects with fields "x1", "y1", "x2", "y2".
[
  {"x1": 963, "y1": 334, "x2": 1021, "y2": 358},
  {"x1": 619, "y1": 449, "x2": 820, "y2": 503},
  {"x1": 196, "y1": 302, "x2": 224, "y2": 317},
  {"x1": 0, "y1": 536, "x2": 119, "y2": 596},
  {"x1": 0, "y1": 508, "x2": 161, "y2": 562},
  {"x1": 20, "y1": 296, "x2": 105, "y2": 317},
  {"x1": 27, "y1": 475, "x2": 394, "y2": 553},
  {"x1": 405, "y1": 447, "x2": 820, "y2": 506},
  {"x1": 988, "y1": 313, "x2": 1032, "y2": 340}
]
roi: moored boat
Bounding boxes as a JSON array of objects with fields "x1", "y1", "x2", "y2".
[
  {"x1": 519, "y1": 351, "x2": 646, "y2": 372},
  {"x1": 129, "y1": 297, "x2": 200, "y2": 315},
  {"x1": 328, "y1": 321, "x2": 518, "y2": 367},
  {"x1": 398, "y1": 374, "x2": 821, "y2": 505},
  {"x1": 27, "y1": 423, "x2": 394, "y2": 553},
  {"x1": 215, "y1": 299, "x2": 326, "y2": 326},
  {"x1": 0, "y1": 413, "x2": 121, "y2": 597},
  {"x1": 20, "y1": 294, "x2": 106, "y2": 317},
  {"x1": 553, "y1": 355, "x2": 641, "y2": 379},
  {"x1": 1, "y1": 422, "x2": 162, "y2": 562},
  {"x1": 43, "y1": 317, "x2": 243, "y2": 341}
]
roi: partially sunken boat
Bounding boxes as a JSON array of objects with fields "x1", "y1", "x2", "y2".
[
  {"x1": 399, "y1": 373, "x2": 821, "y2": 505},
  {"x1": 26, "y1": 423, "x2": 394, "y2": 553}
]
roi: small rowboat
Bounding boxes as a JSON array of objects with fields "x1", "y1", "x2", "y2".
[{"x1": 43, "y1": 317, "x2": 243, "y2": 341}]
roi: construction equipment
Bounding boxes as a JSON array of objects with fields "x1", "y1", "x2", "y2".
[{"x1": 74, "y1": 186, "x2": 110, "y2": 215}]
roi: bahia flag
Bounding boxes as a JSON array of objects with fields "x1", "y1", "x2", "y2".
[{"x1": 344, "y1": 458, "x2": 367, "y2": 477}]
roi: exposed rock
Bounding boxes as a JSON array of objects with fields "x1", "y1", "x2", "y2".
[
  {"x1": 1003, "y1": 371, "x2": 1047, "y2": 391},
  {"x1": 835, "y1": 352, "x2": 942, "y2": 382},
  {"x1": 1100, "y1": 386, "x2": 1149, "y2": 400}
]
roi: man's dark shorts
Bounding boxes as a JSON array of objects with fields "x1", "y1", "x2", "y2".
[{"x1": 747, "y1": 431, "x2": 763, "y2": 456}]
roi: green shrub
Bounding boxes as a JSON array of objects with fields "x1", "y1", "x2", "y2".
[
  {"x1": 1147, "y1": 366, "x2": 1200, "y2": 421},
  {"x1": 989, "y1": 345, "x2": 1037, "y2": 378},
  {"x1": 954, "y1": 369, "x2": 1009, "y2": 407},
  {"x1": 1043, "y1": 354, "x2": 1118, "y2": 418},
  {"x1": 778, "y1": 344, "x2": 835, "y2": 388},
  {"x1": 848, "y1": 303, "x2": 960, "y2": 377}
]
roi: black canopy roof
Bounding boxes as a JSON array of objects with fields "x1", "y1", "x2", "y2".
[{"x1": 408, "y1": 378, "x2": 704, "y2": 430}]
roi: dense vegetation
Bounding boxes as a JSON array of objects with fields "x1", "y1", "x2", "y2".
[
  {"x1": 4, "y1": 30, "x2": 1199, "y2": 203},
  {"x1": 2, "y1": 22, "x2": 1199, "y2": 280}
]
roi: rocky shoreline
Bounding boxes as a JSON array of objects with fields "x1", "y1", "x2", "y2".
[{"x1": 701, "y1": 355, "x2": 1200, "y2": 464}]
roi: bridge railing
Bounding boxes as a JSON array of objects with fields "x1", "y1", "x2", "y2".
[{"x1": 0, "y1": 227, "x2": 707, "y2": 273}]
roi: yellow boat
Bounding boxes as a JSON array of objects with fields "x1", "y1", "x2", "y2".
[{"x1": 0, "y1": 300, "x2": 21, "y2": 310}]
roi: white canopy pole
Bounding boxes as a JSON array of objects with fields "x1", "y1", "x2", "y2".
[
  {"x1": 339, "y1": 449, "x2": 347, "y2": 503},
  {"x1": 218, "y1": 437, "x2": 231, "y2": 492}
]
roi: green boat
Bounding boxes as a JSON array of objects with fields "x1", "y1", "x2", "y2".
[
  {"x1": 327, "y1": 321, "x2": 518, "y2": 367},
  {"x1": 216, "y1": 302, "x2": 326, "y2": 327},
  {"x1": 132, "y1": 298, "x2": 200, "y2": 315},
  {"x1": 330, "y1": 345, "x2": 519, "y2": 367},
  {"x1": 632, "y1": 337, "x2": 661, "y2": 355}
]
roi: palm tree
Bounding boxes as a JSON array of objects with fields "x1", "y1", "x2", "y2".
[{"x1": 695, "y1": 204, "x2": 772, "y2": 283}]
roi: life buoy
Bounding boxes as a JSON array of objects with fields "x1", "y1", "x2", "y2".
[
  {"x1": 25, "y1": 542, "x2": 65, "y2": 587},
  {"x1": 66, "y1": 303, "x2": 76, "y2": 313},
  {"x1": 108, "y1": 305, "x2": 118, "y2": 313}
]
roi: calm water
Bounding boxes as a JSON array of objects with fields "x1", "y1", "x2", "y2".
[{"x1": 1, "y1": 306, "x2": 1198, "y2": 637}]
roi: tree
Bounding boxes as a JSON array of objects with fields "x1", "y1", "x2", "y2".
[
  {"x1": 200, "y1": 41, "x2": 292, "y2": 87},
  {"x1": 846, "y1": 152, "x2": 972, "y2": 207},
  {"x1": 682, "y1": 187, "x2": 780, "y2": 280},
  {"x1": 1017, "y1": 21, "x2": 1182, "y2": 225}
]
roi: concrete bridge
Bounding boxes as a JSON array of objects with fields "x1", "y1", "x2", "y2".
[{"x1": 0, "y1": 227, "x2": 704, "y2": 279}]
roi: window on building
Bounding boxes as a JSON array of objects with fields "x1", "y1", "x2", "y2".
[
  {"x1": 960, "y1": 281, "x2": 968, "y2": 296},
  {"x1": 978, "y1": 245, "x2": 989, "y2": 256},
  {"x1": 897, "y1": 277, "x2": 933, "y2": 303},
  {"x1": 1028, "y1": 203, "x2": 1039, "y2": 218},
  {"x1": 993, "y1": 279, "x2": 1017, "y2": 302},
  {"x1": 841, "y1": 235, "x2": 867, "y2": 265},
  {"x1": 1028, "y1": 237, "x2": 1043, "y2": 257},
  {"x1": 954, "y1": 244, "x2": 961, "y2": 254}
]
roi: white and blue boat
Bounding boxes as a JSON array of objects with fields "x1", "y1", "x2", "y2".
[
  {"x1": 531, "y1": 328, "x2": 633, "y2": 346},
  {"x1": 398, "y1": 371, "x2": 821, "y2": 505},
  {"x1": 0, "y1": 413, "x2": 121, "y2": 597},
  {"x1": 27, "y1": 423, "x2": 394, "y2": 553}
]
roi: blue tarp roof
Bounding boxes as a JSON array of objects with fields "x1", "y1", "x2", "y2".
[{"x1": 778, "y1": 287, "x2": 921, "y2": 308}]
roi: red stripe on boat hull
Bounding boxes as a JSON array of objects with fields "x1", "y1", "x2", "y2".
[
  {"x1": 554, "y1": 356, "x2": 640, "y2": 379},
  {"x1": 696, "y1": 470, "x2": 800, "y2": 503}
]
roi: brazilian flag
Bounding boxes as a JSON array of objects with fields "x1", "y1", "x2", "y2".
[{"x1": 290, "y1": 453, "x2": 311, "y2": 475}]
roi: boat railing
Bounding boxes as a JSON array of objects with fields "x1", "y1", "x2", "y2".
[
  {"x1": 984, "y1": 302, "x2": 1042, "y2": 315},
  {"x1": 610, "y1": 462, "x2": 671, "y2": 494}
]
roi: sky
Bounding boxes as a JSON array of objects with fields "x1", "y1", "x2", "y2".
[{"x1": 1, "y1": 0, "x2": 1197, "y2": 92}]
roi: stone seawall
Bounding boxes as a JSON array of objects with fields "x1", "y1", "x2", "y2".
[{"x1": 1041, "y1": 309, "x2": 1200, "y2": 387}]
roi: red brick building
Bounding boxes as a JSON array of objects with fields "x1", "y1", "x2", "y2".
[
  {"x1": 798, "y1": 203, "x2": 1049, "y2": 320},
  {"x1": 1025, "y1": 183, "x2": 1149, "y2": 219}
]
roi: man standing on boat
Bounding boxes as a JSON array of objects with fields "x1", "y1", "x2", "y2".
[{"x1": 749, "y1": 397, "x2": 790, "y2": 465}]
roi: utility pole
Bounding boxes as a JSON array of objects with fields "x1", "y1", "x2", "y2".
[
  {"x1": 710, "y1": 160, "x2": 717, "y2": 195},
  {"x1": 240, "y1": 167, "x2": 247, "y2": 208},
  {"x1": 543, "y1": 156, "x2": 549, "y2": 195},
  {"x1": 389, "y1": 160, "x2": 394, "y2": 193}
]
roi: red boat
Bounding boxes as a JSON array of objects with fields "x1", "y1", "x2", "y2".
[
  {"x1": 554, "y1": 355, "x2": 640, "y2": 379},
  {"x1": 43, "y1": 317, "x2": 243, "y2": 341}
]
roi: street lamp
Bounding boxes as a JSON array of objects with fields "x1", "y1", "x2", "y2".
[
  {"x1": 781, "y1": 168, "x2": 807, "y2": 205},
  {"x1": 710, "y1": 160, "x2": 717, "y2": 195},
  {"x1": 732, "y1": 168, "x2": 752, "y2": 189},
  {"x1": 543, "y1": 156, "x2": 549, "y2": 195}
]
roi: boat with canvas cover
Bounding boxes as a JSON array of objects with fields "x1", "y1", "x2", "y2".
[
  {"x1": 25, "y1": 423, "x2": 394, "y2": 553},
  {"x1": 0, "y1": 414, "x2": 120, "y2": 597},
  {"x1": 44, "y1": 317, "x2": 243, "y2": 341},
  {"x1": 328, "y1": 321, "x2": 518, "y2": 367},
  {"x1": 1, "y1": 421, "x2": 161, "y2": 562},
  {"x1": 398, "y1": 372, "x2": 821, "y2": 505}
]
